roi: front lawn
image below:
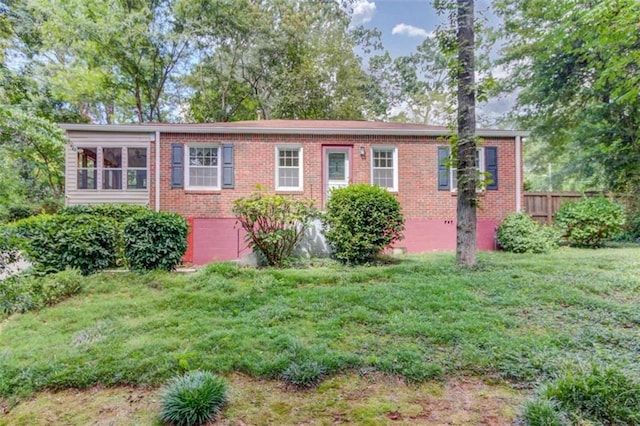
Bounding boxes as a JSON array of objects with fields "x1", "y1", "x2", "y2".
[{"x1": 1, "y1": 248, "x2": 640, "y2": 422}]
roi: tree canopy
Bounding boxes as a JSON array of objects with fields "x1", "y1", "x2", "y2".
[{"x1": 496, "y1": 0, "x2": 640, "y2": 194}]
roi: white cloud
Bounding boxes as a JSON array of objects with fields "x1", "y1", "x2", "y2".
[
  {"x1": 351, "y1": 0, "x2": 376, "y2": 25},
  {"x1": 391, "y1": 23, "x2": 433, "y2": 39}
]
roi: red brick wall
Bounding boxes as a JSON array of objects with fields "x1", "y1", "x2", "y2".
[{"x1": 150, "y1": 132, "x2": 519, "y2": 221}]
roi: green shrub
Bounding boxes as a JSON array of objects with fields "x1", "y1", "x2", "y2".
[
  {"x1": 522, "y1": 366, "x2": 640, "y2": 425},
  {"x1": 1, "y1": 269, "x2": 83, "y2": 317},
  {"x1": 123, "y1": 211, "x2": 188, "y2": 271},
  {"x1": 322, "y1": 184, "x2": 404, "y2": 264},
  {"x1": 233, "y1": 191, "x2": 317, "y2": 267},
  {"x1": 0, "y1": 225, "x2": 20, "y2": 274},
  {"x1": 281, "y1": 360, "x2": 326, "y2": 388},
  {"x1": 12, "y1": 214, "x2": 120, "y2": 275},
  {"x1": 6, "y1": 205, "x2": 37, "y2": 222},
  {"x1": 497, "y1": 212, "x2": 559, "y2": 253},
  {"x1": 59, "y1": 204, "x2": 149, "y2": 222},
  {"x1": 159, "y1": 371, "x2": 228, "y2": 426},
  {"x1": 555, "y1": 197, "x2": 626, "y2": 247}
]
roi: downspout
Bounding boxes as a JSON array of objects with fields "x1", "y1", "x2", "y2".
[
  {"x1": 155, "y1": 130, "x2": 161, "y2": 212},
  {"x1": 515, "y1": 136, "x2": 522, "y2": 212}
]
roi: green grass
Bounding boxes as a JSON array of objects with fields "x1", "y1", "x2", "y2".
[{"x1": 1, "y1": 248, "x2": 640, "y2": 403}]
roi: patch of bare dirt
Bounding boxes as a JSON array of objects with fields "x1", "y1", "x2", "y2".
[{"x1": 1, "y1": 374, "x2": 524, "y2": 425}]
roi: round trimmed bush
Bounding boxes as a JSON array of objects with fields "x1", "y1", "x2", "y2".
[
  {"x1": 555, "y1": 197, "x2": 625, "y2": 247},
  {"x1": 497, "y1": 212, "x2": 559, "y2": 254},
  {"x1": 122, "y1": 211, "x2": 188, "y2": 271},
  {"x1": 322, "y1": 184, "x2": 404, "y2": 264},
  {"x1": 160, "y1": 371, "x2": 228, "y2": 426}
]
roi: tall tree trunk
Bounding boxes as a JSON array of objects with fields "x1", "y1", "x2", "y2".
[{"x1": 456, "y1": 0, "x2": 477, "y2": 266}]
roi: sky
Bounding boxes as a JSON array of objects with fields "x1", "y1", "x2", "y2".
[
  {"x1": 351, "y1": 0, "x2": 496, "y2": 58},
  {"x1": 350, "y1": 0, "x2": 513, "y2": 126}
]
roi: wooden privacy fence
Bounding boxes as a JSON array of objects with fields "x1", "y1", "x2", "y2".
[{"x1": 524, "y1": 191, "x2": 609, "y2": 224}]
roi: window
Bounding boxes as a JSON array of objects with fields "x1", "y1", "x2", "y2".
[
  {"x1": 127, "y1": 148, "x2": 147, "y2": 189},
  {"x1": 77, "y1": 148, "x2": 97, "y2": 189},
  {"x1": 76, "y1": 146, "x2": 147, "y2": 191},
  {"x1": 371, "y1": 147, "x2": 398, "y2": 191},
  {"x1": 102, "y1": 147, "x2": 122, "y2": 189},
  {"x1": 186, "y1": 145, "x2": 220, "y2": 190},
  {"x1": 450, "y1": 148, "x2": 484, "y2": 190},
  {"x1": 276, "y1": 146, "x2": 303, "y2": 190}
]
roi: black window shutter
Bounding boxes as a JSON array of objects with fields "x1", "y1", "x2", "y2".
[
  {"x1": 485, "y1": 146, "x2": 498, "y2": 190},
  {"x1": 171, "y1": 144, "x2": 184, "y2": 188},
  {"x1": 437, "y1": 147, "x2": 450, "y2": 191},
  {"x1": 222, "y1": 144, "x2": 234, "y2": 188}
]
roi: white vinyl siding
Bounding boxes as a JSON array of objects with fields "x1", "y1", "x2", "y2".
[
  {"x1": 371, "y1": 146, "x2": 398, "y2": 192},
  {"x1": 65, "y1": 131, "x2": 152, "y2": 206},
  {"x1": 186, "y1": 145, "x2": 220, "y2": 190},
  {"x1": 276, "y1": 146, "x2": 303, "y2": 191}
]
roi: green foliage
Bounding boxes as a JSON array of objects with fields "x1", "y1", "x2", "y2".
[
  {"x1": 555, "y1": 197, "x2": 626, "y2": 248},
  {"x1": 11, "y1": 214, "x2": 120, "y2": 275},
  {"x1": 0, "y1": 225, "x2": 19, "y2": 273},
  {"x1": 322, "y1": 184, "x2": 404, "y2": 264},
  {"x1": 122, "y1": 212, "x2": 188, "y2": 271},
  {"x1": 497, "y1": 212, "x2": 559, "y2": 254},
  {"x1": 4, "y1": 248, "x2": 640, "y2": 401},
  {"x1": 159, "y1": 371, "x2": 228, "y2": 426},
  {"x1": 523, "y1": 367, "x2": 640, "y2": 425},
  {"x1": 233, "y1": 191, "x2": 317, "y2": 267},
  {"x1": 58, "y1": 204, "x2": 150, "y2": 222},
  {"x1": 281, "y1": 360, "x2": 326, "y2": 388},
  {"x1": 496, "y1": 0, "x2": 640, "y2": 193},
  {"x1": 522, "y1": 399, "x2": 565, "y2": 426},
  {"x1": 6, "y1": 205, "x2": 37, "y2": 222},
  {"x1": 1, "y1": 269, "x2": 83, "y2": 317}
]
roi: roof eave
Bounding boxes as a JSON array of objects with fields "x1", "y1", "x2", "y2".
[{"x1": 59, "y1": 123, "x2": 530, "y2": 138}]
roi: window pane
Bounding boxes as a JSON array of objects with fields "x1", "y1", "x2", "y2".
[
  {"x1": 189, "y1": 166, "x2": 218, "y2": 187},
  {"x1": 278, "y1": 167, "x2": 299, "y2": 188},
  {"x1": 328, "y1": 153, "x2": 345, "y2": 180},
  {"x1": 77, "y1": 169, "x2": 97, "y2": 189},
  {"x1": 373, "y1": 169, "x2": 393, "y2": 188},
  {"x1": 127, "y1": 148, "x2": 147, "y2": 168},
  {"x1": 127, "y1": 170, "x2": 147, "y2": 189},
  {"x1": 103, "y1": 148, "x2": 122, "y2": 168},
  {"x1": 77, "y1": 148, "x2": 97, "y2": 168},
  {"x1": 103, "y1": 170, "x2": 123, "y2": 189}
]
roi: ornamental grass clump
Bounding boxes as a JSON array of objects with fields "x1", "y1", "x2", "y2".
[
  {"x1": 281, "y1": 360, "x2": 327, "y2": 388},
  {"x1": 159, "y1": 370, "x2": 228, "y2": 426},
  {"x1": 522, "y1": 366, "x2": 640, "y2": 425}
]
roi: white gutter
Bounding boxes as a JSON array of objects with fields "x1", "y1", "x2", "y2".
[
  {"x1": 515, "y1": 136, "x2": 522, "y2": 212},
  {"x1": 59, "y1": 123, "x2": 530, "y2": 138},
  {"x1": 155, "y1": 130, "x2": 161, "y2": 212}
]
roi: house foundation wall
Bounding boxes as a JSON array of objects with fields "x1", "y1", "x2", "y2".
[{"x1": 185, "y1": 217, "x2": 501, "y2": 265}]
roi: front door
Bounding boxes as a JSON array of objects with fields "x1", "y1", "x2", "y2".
[{"x1": 325, "y1": 148, "x2": 350, "y2": 202}]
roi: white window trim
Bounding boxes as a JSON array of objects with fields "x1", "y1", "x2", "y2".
[
  {"x1": 125, "y1": 147, "x2": 149, "y2": 191},
  {"x1": 275, "y1": 145, "x2": 304, "y2": 191},
  {"x1": 185, "y1": 144, "x2": 221, "y2": 191},
  {"x1": 75, "y1": 145, "x2": 148, "y2": 192},
  {"x1": 370, "y1": 146, "x2": 399, "y2": 192},
  {"x1": 450, "y1": 147, "x2": 485, "y2": 193}
]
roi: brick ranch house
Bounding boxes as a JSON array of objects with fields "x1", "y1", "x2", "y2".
[{"x1": 60, "y1": 120, "x2": 527, "y2": 264}]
